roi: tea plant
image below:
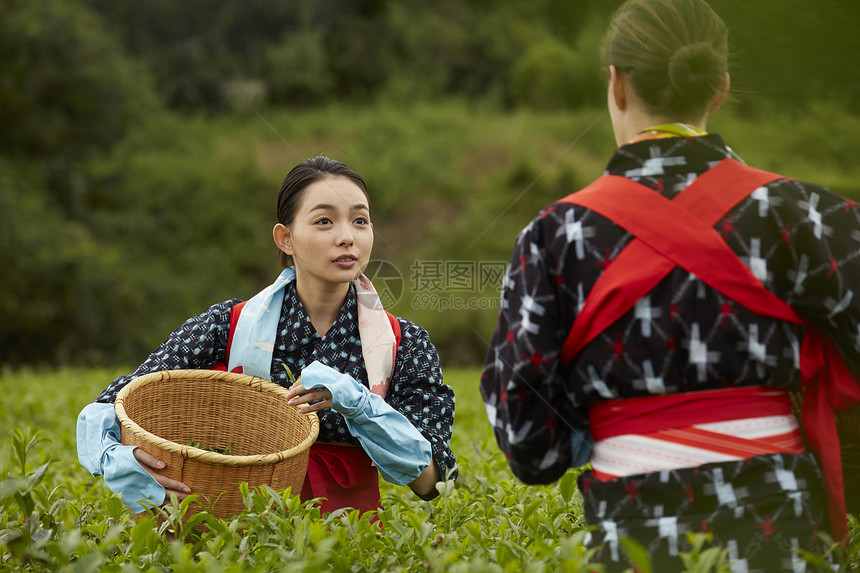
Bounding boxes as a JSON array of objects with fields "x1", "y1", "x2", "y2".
[{"x1": 1, "y1": 367, "x2": 856, "y2": 571}]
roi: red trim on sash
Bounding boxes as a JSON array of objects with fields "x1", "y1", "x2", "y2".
[
  {"x1": 227, "y1": 301, "x2": 246, "y2": 364},
  {"x1": 798, "y1": 331, "x2": 860, "y2": 543},
  {"x1": 386, "y1": 311, "x2": 401, "y2": 349},
  {"x1": 558, "y1": 158, "x2": 860, "y2": 542},
  {"x1": 652, "y1": 426, "x2": 803, "y2": 458},
  {"x1": 300, "y1": 442, "x2": 381, "y2": 516},
  {"x1": 211, "y1": 300, "x2": 247, "y2": 372}
]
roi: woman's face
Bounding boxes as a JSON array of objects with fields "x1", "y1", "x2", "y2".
[{"x1": 277, "y1": 176, "x2": 373, "y2": 291}]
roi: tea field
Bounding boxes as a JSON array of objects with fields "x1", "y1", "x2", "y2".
[{"x1": 1, "y1": 368, "x2": 856, "y2": 571}]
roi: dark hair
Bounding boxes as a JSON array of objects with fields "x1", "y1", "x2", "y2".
[
  {"x1": 603, "y1": 0, "x2": 728, "y2": 120},
  {"x1": 276, "y1": 155, "x2": 369, "y2": 268}
]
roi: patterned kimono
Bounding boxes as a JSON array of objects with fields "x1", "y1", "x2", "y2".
[
  {"x1": 481, "y1": 133, "x2": 860, "y2": 571},
  {"x1": 98, "y1": 281, "x2": 458, "y2": 495}
]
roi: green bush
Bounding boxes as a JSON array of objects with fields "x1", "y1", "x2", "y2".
[
  {"x1": 265, "y1": 30, "x2": 333, "y2": 107},
  {"x1": 512, "y1": 39, "x2": 583, "y2": 110},
  {"x1": 1, "y1": 367, "x2": 856, "y2": 571},
  {"x1": 6, "y1": 97, "x2": 860, "y2": 366}
]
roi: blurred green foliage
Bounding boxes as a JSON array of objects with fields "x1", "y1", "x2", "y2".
[
  {"x1": 1, "y1": 0, "x2": 859, "y2": 367},
  {"x1": 74, "y1": 0, "x2": 860, "y2": 114}
]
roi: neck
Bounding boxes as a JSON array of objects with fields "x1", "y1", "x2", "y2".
[
  {"x1": 616, "y1": 113, "x2": 707, "y2": 147},
  {"x1": 294, "y1": 278, "x2": 351, "y2": 336}
]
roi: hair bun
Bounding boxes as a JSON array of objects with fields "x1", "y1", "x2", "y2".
[{"x1": 668, "y1": 42, "x2": 723, "y2": 97}]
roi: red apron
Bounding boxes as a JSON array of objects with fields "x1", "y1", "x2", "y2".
[
  {"x1": 557, "y1": 158, "x2": 860, "y2": 542},
  {"x1": 300, "y1": 442, "x2": 381, "y2": 516}
]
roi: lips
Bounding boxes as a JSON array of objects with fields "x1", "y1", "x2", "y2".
[{"x1": 333, "y1": 255, "x2": 358, "y2": 263}]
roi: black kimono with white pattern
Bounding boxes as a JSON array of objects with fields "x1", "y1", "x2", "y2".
[
  {"x1": 98, "y1": 281, "x2": 458, "y2": 495},
  {"x1": 481, "y1": 134, "x2": 859, "y2": 570}
]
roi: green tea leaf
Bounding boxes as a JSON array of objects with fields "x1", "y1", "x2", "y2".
[
  {"x1": 619, "y1": 537, "x2": 653, "y2": 573},
  {"x1": 559, "y1": 470, "x2": 577, "y2": 504}
]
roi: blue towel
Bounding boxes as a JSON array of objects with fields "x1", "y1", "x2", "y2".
[
  {"x1": 300, "y1": 360, "x2": 432, "y2": 485},
  {"x1": 228, "y1": 267, "x2": 296, "y2": 378},
  {"x1": 76, "y1": 402, "x2": 165, "y2": 513}
]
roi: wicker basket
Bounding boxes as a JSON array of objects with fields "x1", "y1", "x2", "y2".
[{"x1": 115, "y1": 369, "x2": 319, "y2": 519}]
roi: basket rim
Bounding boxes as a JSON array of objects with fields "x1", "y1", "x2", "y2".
[{"x1": 114, "y1": 369, "x2": 319, "y2": 467}]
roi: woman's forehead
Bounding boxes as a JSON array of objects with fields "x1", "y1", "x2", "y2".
[{"x1": 300, "y1": 176, "x2": 369, "y2": 211}]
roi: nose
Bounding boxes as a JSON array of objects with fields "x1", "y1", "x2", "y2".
[{"x1": 335, "y1": 222, "x2": 355, "y2": 246}]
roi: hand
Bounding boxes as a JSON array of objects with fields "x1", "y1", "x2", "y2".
[
  {"x1": 133, "y1": 448, "x2": 191, "y2": 502},
  {"x1": 285, "y1": 377, "x2": 333, "y2": 414},
  {"x1": 409, "y1": 459, "x2": 442, "y2": 498}
]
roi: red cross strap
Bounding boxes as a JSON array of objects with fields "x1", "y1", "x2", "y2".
[
  {"x1": 557, "y1": 158, "x2": 796, "y2": 364},
  {"x1": 556, "y1": 157, "x2": 860, "y2": 543}
]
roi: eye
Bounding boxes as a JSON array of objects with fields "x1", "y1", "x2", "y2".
[
  {"x1": 354, "y1": 216, "x2": 370, "y2": 225},
  {"x1": 314, "y1": 217, "x2": 332, "y2": 225}
]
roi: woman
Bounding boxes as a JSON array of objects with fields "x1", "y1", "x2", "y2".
[
  {"x1": 77, "y1": 156, "x2": 457, "y2": 516},
  {"x1": 481, "y1": 0, "x2": 858, "y2": 570}
]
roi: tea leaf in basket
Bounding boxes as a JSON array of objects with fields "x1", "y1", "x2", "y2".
[
  {"x1": 281, "y1": 362, "x2": 296, "y2": 384},
  {"x1": 186, "y1": 440, "x2": 234, "y2": 455}
]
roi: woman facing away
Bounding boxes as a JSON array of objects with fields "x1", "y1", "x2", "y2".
[
  {"x1": 77, "y1": 156, "x2": 457, "y2": 516},
  {"x1": 481, "y1": 0, "x2": 859, "y2": 570}
]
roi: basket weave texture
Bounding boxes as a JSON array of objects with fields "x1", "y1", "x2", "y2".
[{"x1": 115, "y1": 369, "x2": 319, "y2": 519}]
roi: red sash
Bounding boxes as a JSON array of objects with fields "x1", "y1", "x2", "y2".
[
  {"x1": 588, "y1": 386, "x2": 804, "y2": 481},
  {"x1": 557, "y1": 158, "x2": 860, "y2": 542},
  {"x1": 300, "y1": 442, "x2": 381, "y2": 516},
  {"x1": 590, "y1": 386, "x2": 794, "y2": 441}
]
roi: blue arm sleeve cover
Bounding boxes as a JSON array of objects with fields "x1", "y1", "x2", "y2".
[
  {"x1": 301, "y1": 360, "x2": 433, "y2": 486},
  {"x1": 76, "y1": 402, "x2": 165, "y2": 513}
]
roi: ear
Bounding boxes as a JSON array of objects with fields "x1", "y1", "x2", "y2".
[
  {"x1": 609, "y1": 65, "x2": 628, "y2": 112},
  {"x1": 273, "y1": 223, "x2": 293, "y2": 256},
  {"x1": 709, "y1": 72, "x2": 730, "y2": 113}
]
